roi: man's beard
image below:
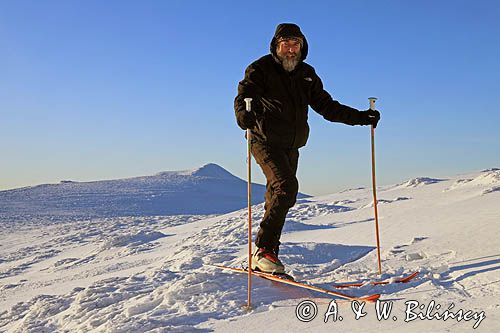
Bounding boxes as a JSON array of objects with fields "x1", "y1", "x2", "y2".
[{"x1": 277, "y1": 50, "x2": 301, "y2": 72}]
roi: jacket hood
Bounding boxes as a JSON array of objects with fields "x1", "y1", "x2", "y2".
[{"x1": 270, "y1": 23, "x2": 308, "y2": 62}]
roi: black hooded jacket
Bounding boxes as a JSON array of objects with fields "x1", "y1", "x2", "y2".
[{"x1": 234, "y1": 23, "x2": 367, "y2": 149}]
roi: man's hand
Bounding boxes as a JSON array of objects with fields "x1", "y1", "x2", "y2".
[
  {"x1": 360, "y1": 109, "x2": 381, "y2": 128},
  {"x1": 237, "y1": 111, "x2": 257, "y2": 130}
]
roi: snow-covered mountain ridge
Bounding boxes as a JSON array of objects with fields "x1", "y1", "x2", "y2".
[{"x1": 0, "y1": 163, "x2": 308, "y2": 219}]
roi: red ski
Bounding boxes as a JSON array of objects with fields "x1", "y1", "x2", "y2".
[
  {"x1": 333, "y1": 271, "x2": 419, "y2": 289},
  {"x1": 210, "y1": 264, "x2": 380, "y2": 302}
]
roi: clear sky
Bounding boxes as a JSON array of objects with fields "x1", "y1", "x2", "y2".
[{"x1": 1, "y1": 0, "x2": 499, "y2": 195}]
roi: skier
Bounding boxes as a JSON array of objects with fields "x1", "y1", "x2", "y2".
[{"x1": 234, "y1": 23, "x2": 380, "y2": 274}]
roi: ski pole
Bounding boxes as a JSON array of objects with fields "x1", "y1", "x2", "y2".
[
  {"x1": 243, "y1": 97, "x2": 253, "y2": 309},
  {"x1": 368, "y1": 97, "x2": 382, "y2": 275}
]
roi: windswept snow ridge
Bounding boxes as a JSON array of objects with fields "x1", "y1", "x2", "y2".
[
  {"x1": 0, "y1": 163, "x2": 308, "y2": 220},
  {"x1": 395, "y1": 177, "x2": 446, "y2": 188}
]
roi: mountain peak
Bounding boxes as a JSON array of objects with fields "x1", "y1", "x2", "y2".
[
  {"x1": 189, "y1": 163, "x2": 237, "y2": 179},
  {"x1": 154, "y1": 163, "x2": 238, "y2": 180}
]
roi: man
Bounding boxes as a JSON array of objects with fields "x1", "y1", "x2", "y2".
[{"x1": 234, "y1": 23, "x2": 380, "y2": 274}]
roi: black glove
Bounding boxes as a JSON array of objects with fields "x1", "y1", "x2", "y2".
[
  {"x1": 360, "y1": 109, "x2": 381, "y2": 128},
  {"x1": 236, "y1": 111, "x2": 257, "y2": 130}
]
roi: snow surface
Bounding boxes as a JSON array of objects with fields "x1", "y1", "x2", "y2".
[
  {"x1": 1, "y1": 167, "x2": 499, "y2": 332},
  {"x1": 0, "y1": 163, "x2": 308, "y2": 219}
]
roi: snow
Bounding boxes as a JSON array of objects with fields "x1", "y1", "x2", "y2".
[
  {"x1": 0, "y1": 163, "x2": 308, "y2": 219},
  {"x1": 1, "y1": 166, "x2": 499, "y2": 332},
  {"x1": 393, "y1": 177, "x2": 446, "y2": 188}
]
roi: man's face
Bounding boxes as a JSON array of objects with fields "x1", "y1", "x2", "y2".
[
  {"x1": 276, "y1": 38, "x2": 302, "y2": 59},
  {"x1": 276, "y1": 38, "x2": 302, "y2": 72}
]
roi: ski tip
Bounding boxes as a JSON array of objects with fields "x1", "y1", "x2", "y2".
[
  {"x1": 400, "y1": 271, "x2": 419, "y2": 282},
  {"x1": 360, "y1": 293, "x2": 381, "y2": 302}
]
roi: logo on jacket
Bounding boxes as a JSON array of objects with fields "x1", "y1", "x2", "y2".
[{"x1": 304, "y1": 77, "x2": 312, "y2": 81}]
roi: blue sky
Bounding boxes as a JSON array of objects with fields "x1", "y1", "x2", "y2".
[{"x1": 1, "y1": 0, "x2": 499, "y2": 195}]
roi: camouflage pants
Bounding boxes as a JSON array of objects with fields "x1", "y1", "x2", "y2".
[{"x1": 251, "y1": 141, "x2": 299, "y2": 253}]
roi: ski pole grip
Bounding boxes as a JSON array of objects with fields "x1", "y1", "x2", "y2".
[
  {"x1": 368, "y1": 97, "x2": 377, "y2": 111},
  {"x1": 244, "y1": 98, "x2": 253, "y2": 112}
]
